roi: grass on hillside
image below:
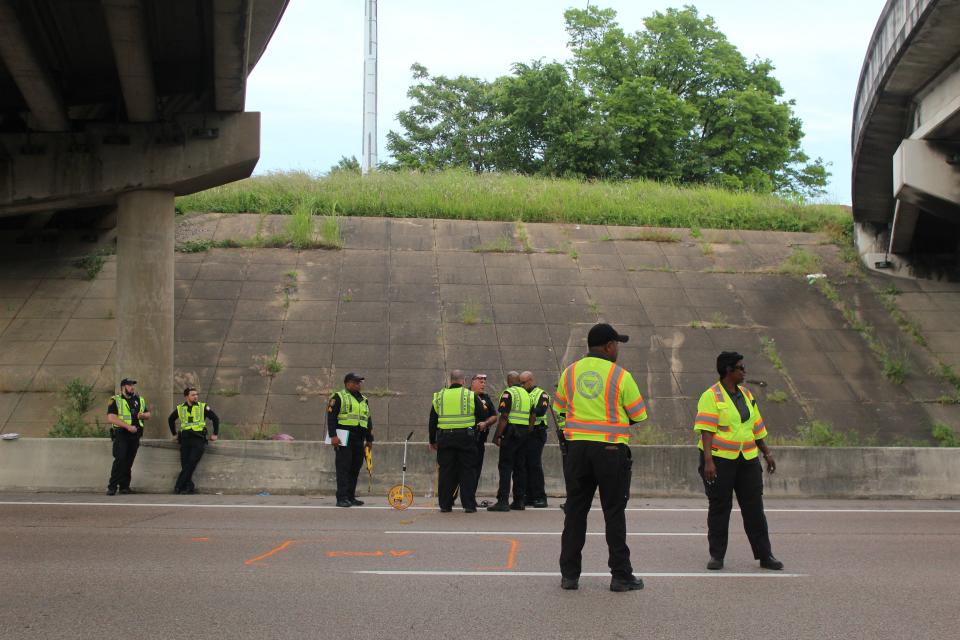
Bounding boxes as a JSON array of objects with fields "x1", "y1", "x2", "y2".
[{"x1": 176, "y1": 170, "x2": 850, "y2": 233}]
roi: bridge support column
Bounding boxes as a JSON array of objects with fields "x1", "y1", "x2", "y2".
[{"x1": 115, "y1": 190, "x2": 175, "y2": 437}]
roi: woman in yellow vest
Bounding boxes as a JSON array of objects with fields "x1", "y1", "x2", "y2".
[{"x1": 694, "y1": 351, "x2": 783, "y2": 571}]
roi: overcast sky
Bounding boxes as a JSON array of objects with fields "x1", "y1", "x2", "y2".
[{"x1": 246, "y1": 0, "x2": 886, "y2": 204}]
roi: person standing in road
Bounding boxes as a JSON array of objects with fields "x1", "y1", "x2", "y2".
[
  {"x1": 553, "y1": 323, "x2": 648, "y2": 592},
  {"x1": 167, "y1": 387, "x2": 220, "y2": 495},
  {"x1": 695, "y1": 351, "x2": 783, "y2": 572},
  {"x1": 429, "y1": 370, "x2": 486, "y2": 513},
  {"x1": 519, "y1": 371, "x2": 551, "y2": 508},
  {"x1": 328, "y1": 373, "x2": 374, "y2": 508},
  {"x1": 487, "y1": 370, "x2": 533, "y2": 512},
  {"x1": 470, "y1": 373, "x2": 499, "y2": 494},
  {"x1": 105, "y1": 378, "x2": 151, "y2": 495}
]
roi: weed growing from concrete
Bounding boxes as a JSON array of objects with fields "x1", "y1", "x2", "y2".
[
  {"x1": 766, "y1": 390, "x2": 788, "y2": 403},
  {"x1": 253, "y1": 352, "x2": 284, "y2": 377},
  {"x1": 689, "y1": 226, "x2": 703, "y2": 240},
  {"x1": 474, "y1": 234, "x2": 517, "y2": 253},
  {"x1": 932, "y1": 422, "x2": 960, "y2": 447},
  {"x1": 49, "y1": 378, "x2": 108, "y2": 438},
  {"x1": 515, "y1": 220, "x2": 534, "y2": 253},
  {"x1": 607, "y1": 230, "x2": 681, "y2": 243},
  {"x1": 813, "y1": 279, "x2": 909, "y2": 384},
  {"x1": 459, "y1": 300, "x2": 482, "y2": 325},
  {"x1": 772, "y1": 420, "x2": 860, "y2": 446},
  {"x1": 709, "y1": 312, "x2": 729, "y2": 328},
  {"x1": 73, "y1": 247, "x2": 115, "y2": 280},
  {"x1": 760, "y1": 336, "x2": 783, "y2": 371},
  {"x1": 778, "y1": 247, "x2": 822, "y2": 277}
]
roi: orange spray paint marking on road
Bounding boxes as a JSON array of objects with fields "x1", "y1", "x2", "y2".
[
  {"x1": 477, "y1": 538, "x2": 519, "y2": 571},
  {"x1": 244, "y1": 539, "x2": 297, "y2": 566},
  {"x1": 191, "y1": 537, "x2": 209, "y2": 542},
  {"x1": 326, "y1": 549, "x2": 414, "y2": 558}
]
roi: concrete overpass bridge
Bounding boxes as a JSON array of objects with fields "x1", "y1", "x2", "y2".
[
  {"x1": 0, "y1": 0, "x2": 288, "y2": 423},
  {"x1": 852, "y1": 0, "x2": 960, "y2": 278}
]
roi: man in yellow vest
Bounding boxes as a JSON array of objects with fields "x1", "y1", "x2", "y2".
[
  {"x1": 488, "y1": 370, "x2": 534, "y2": 511},
  {"x1": 553, "y1": 323, "x2": 648, "y2": 592},
  {"x1": 519, "y1": 371, "x2": 551, "y2": 508},
  {"x1": 694, "y1": 351, "x2": 783, "y2": 571},
  {"x1": 167, "y1": 387, "x2": 220, "y2": 494},
  {"x1": 429, "y1": 370, "x2": 487, "y2": 512},
  {"x1": 327, "y1": 372, "x2": 374, "y2": 508},
  {"x1": 105, "y1": 377, "x2": 151, "y2": 495}
]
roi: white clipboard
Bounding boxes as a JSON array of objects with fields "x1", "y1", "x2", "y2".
[{"x1": 324, "y1": 429, "x2": 350, "y2": 446}]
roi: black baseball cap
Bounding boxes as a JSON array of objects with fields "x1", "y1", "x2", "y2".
[
  {"x1": 587, "y1": 323, "x2": 629, "y2": 347},
  {"x1": 120, "y1": 378, "x2": 137, "y2": 386},
  {"x1": 344, "y1": 372, "x2": 365, "y2": 383}
]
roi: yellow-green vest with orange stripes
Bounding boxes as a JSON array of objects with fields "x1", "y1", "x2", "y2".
[
  {"x1": 693, "y1": 382, "x2": 767, "y2": 460},
  {"x1": 552, "y1": 355, "x2": 647, "y2": 444}
]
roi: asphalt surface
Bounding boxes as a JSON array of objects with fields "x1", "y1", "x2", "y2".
[{"x1": 1, "y1": 493, "x2": 958, "y2": 640}]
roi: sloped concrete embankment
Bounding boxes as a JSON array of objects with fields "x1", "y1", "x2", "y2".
[
  {"x1": 1, "y1": 439, "x2": 958, "y2": 499},
  {"x1": 3, "y1": 214, "x2": 960, "y2": 443}
]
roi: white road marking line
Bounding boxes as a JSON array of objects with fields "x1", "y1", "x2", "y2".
[
  {"x1": 354, "y1": 570, "x2": 808, "y2": 578},
  {"x1": 0, "y1": 501, "x2": 957, "y2": 514},
  {"x1": 384, "y1": 530, "x2": 704, "y2": 536}
]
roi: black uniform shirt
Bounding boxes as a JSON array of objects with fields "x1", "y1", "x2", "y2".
[
  {"x1": 475, "y1": 391, "x2": 497, "y2": 443},
  {"x1": 327, "y1": 390, "x2": 374, "y2": 442},
  {"x1": 428, "y1": 384, "x2": 486, "y2": 444},
  {"x1": 106, "y1": 394, "x2": 145, "y2": 436},
  {"x1": 167, "y1": 403, "x2": 221, "y2": 436},
  {"x1": 727, "y1": 386, "x2": 752, "y2": 423}
]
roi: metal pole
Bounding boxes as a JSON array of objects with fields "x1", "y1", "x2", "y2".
[{"x1": 362, "y1": 0, "x2": 378, "y2": 174}]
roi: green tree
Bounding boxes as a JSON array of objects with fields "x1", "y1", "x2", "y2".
[
  {"x1": 387, "y1": 5, "x2": 829, "y2": 197},
  {"x1": 386, "y1": 64, "x2": 500, "y2": 173},
  {"x1": 329, "y1": 155, "x2": 360, "y2": 174}
]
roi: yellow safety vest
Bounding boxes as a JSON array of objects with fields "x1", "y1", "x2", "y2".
[
  {"x1": 529, "y1": 387, "x2": 548, "y2": 426},
  {"x1": 335, "y1": 390, "x2": 370, "y2": 429},
  {"x1": 505, "y1": 385, "x2": 533, "y2": 426},
  {"x1": 552, "y1": 356, "x2": 647, "y2": 443},
  {"x1": 176, "y1": 402, "x2": 207, "y2": 432},
  {"x1": 112, "y1": 395, "x2": 147, "y2": 424},
  {"x1": 693, "y1": 382, "x2": 767, "y2": 460},
  {"x1": 432, "y1": 387, "x2": 476, "y2": 430}
]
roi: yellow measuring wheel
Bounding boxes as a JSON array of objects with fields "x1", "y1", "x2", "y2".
[
  {"x1": 387, "y1": 432, "x2": 415, "y2": 510},
  {"x1": 388, "y1": 484, "x2": 414, "y2": 510}
]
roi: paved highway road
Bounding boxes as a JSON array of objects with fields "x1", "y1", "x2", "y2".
[{"x1": 0, "y1": 494, "x2": 957, "y2": 639}]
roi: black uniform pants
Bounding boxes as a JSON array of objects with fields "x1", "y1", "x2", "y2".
[
  {"x1": 560, "y1": 441, "x2": 633, "y2": 580},
  {"x1": 335, "y1": 434, "x2": 366, "y2": 501},
  {"x1": 699, "y1": 452, "x2": 772, "y2": 561},
  {"x1": 516, "y1": 426, "x2": 547, "y2": 502},
  {"x1": 108, "y1": 431, "x2": 140, "y2": 491},
  {"x1": 175, "y1": 433, "x2": 207, "y2": 493},
  {"x1": 475, "y1": 437, "x2": 487, "y2": 488},
  {"x1": 496, "y1": 428, "x2": 528, "y2": 503},
  {"x1": 437, "y1": 430, "x2": 478, "y2": 510}
]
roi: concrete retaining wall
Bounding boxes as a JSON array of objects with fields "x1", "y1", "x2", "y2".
[{"x1": 1, "y1": 439, "x2": 959, "y2": 499}]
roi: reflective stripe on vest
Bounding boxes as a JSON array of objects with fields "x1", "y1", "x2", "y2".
[
  {"x1": 697, "y1": 383, "x2": 763, "y2": 460},
  {"x1": 561, "y1": 357, "x2": 632, "y2": 444},
  {"x1": 505, "y1": 386, "x2": 532, "y2": 426},
  {"x1": 432, "y1": 387, "x2": 475, "y2": 430},
  {"x1": 177, "y1": 402, "x2": 206, "y2": 432},
  {"x1": 529, "y1": 387, "x2": 547, "y2": 426},
  {"x1": 112, "y1": 395, "x2": 146, "y2": 424},
  {"x1": 335, "y1": 390, "x2": 370, "y2": 429}
]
